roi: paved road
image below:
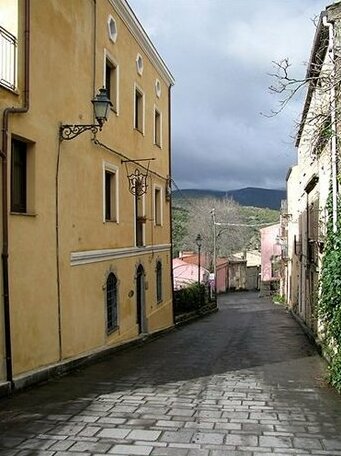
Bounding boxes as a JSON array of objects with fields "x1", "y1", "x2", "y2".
[{"x1": 0, "y1": 292, "x2": 341, "y2": 456}]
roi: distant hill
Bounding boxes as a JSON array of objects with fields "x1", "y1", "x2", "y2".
[{"x1": 172, "y1": 187, "x2": 286, "y2": 210}]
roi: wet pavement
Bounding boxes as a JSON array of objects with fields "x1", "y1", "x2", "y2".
[{"x1": 0, "y1": 292, "x2": 341, "y2": 455}]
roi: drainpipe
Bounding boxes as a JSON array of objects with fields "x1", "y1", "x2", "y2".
[
  {"x1": 168, "y1": 85, "x2": 175, "y2": 324},
  {"x1": 0, "y1": 0, "x2": 30, "y2": 384},
  {"x1": 323, "y1": 14, "x2": 338, "y2": 232}
]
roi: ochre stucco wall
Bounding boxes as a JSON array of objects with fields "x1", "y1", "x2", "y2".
[
  {"x1": 1, "y1": 0, "x2": 174, "y2": 378},
  {"x1": 60, "y1": 252, "x2": 172, "y2": 359}
]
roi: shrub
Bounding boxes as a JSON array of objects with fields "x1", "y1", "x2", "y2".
[{"x1": 174, "y1": 283, "x2": 207, "y2": 315}]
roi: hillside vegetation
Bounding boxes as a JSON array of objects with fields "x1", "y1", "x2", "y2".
[
  {"x1": 172, "y1": 196, "x2": 279, "y2": 260},
  {"x1": 172, "y1": 187, "x2": 285, "y2": 210}
]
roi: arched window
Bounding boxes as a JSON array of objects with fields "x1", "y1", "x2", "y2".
[
  {"x1": 106, "y1": 273, "x2": 118, "y2": 332},
  {"x1": 156, "y1": 261, "x2": 162, "y2": 303}
]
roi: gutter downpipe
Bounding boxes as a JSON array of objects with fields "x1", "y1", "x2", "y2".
[
  {"x1": 168, "y1": 84, "x2": 175, "y2": 325},
  {"x1": 1, "y1": 0, "x2": 30, "y2": 385},
  {"x1": 323, "y1": 14, "x2": 338, "y2": 233}
]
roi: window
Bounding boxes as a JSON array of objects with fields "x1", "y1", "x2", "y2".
[
  {"x1": 0, "y1": 25, "x2": 17, "y2": 91},
  {"x1": 103, "y1": 163, "x2": 118, "y2": 222},
  {"x1": 11, "y1": 139, "x2": 27, "y2": 212},
  {"x1": 105, "y1": 57, "x2": 118, "y2": 112},
  {"x1": 107, "y1": 15, "x2": 117, "y2": 43},
  {"x1": 271, "y1": 256, "x2": 280, "y2": 279},
  {"x1": 135, "y1": 194, "x2": 145, "y2": 247},
  {"x1": 134, "y1": 86, "x2": 144, "y2": 133},
  {"x1": 156, "y1": 261, "x2": 162, "y2": 303},
  {"x1": 154, "y1": 108, "x2": 161, "y2": 147},
  {"x1": 136, "y1": 54, "x2": 143, "y2": 75},
  {"x1": 105, "y1": 171, "x2": 115, "y2": 221},
  {"x1": 155, "y1": 79, "x2": 161, "y2": 98},
  {"x1": 106, "y1": 273, "x2": 118, "y2": 332},
  {"x1": 154, "y1": 187, "x2": 162, "y2": 225}
]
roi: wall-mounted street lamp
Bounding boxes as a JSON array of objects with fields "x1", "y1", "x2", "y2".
[
  {"x1": 59, "y1": 88, "x2": 112, "y2": 141},
  {"x1": 195, "y1": 233, "x2": 202, "y2": 285}
]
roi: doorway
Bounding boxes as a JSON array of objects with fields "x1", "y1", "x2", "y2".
[{"x1": 136, "y1": 264, "x2": 146, "y2": 334}]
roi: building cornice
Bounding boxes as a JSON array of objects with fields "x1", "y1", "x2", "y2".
[
  {"x1": 71, "y1": 244, "x2": 171, "y2": 266},
  {"x1": 109, "y1": 0, "x2": 175, "y2": 86},
  {"x1": 286, "y1": 166, "x2": 293, "y2": 182}
]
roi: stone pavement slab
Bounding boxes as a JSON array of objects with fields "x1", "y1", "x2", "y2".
[{"x1": 0, "y1": 292, "x2": 341, "y2": 455}]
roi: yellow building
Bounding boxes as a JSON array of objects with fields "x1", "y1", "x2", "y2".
[{"x1": 0, "y1": 0, "x2": 175, "y2": 392}]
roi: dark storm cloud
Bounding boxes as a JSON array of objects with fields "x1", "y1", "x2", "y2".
[{"x1": 129, "y1": 0, "x2": 328, "y2": 190}]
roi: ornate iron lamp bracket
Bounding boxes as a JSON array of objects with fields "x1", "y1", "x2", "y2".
[
  {"x1": 59, "y1": 87, "x2": 111, "y2": 141},
  {"x1": 59, "y1": 123, "x2": 102, "y2": 141}
]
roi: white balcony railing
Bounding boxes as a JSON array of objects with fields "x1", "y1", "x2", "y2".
[{"x1": 0, "y1": 26, "x2": 17, "y2": 91}]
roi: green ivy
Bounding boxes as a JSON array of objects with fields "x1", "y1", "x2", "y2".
[{"x1": 319, "y1": 192, "x2": 341, "y2": 392}]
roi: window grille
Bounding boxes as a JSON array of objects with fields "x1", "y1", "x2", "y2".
[{"x1": 106, "y1": 273, "x2": 118, "y2": 332}]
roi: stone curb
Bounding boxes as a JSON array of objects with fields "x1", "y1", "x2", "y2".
[
  {"x1": 2, "y1": 325, "x2": 175, "y2": 398},
  {"x1": 0, "y1": 381, "x2": 11, "y2": 399},
  {"x1": 175, "y1": 301, "x2": 218, "y2": 327},
  {"x1": 288, "y1": 308, "x2": 323, "y2": 356}
]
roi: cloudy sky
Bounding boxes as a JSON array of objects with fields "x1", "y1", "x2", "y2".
[{"x1": 129, "y1": 0, "x2": 329, "y2": 191}]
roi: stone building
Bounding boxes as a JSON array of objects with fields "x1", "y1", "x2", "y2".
[{"x1": 284, "y1": 2, "x2": 341, "y2": 335}]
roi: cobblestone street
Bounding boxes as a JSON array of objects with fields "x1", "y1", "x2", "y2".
[{"x1": 0, "y1": 292, "x2": 341, "y2": 456}]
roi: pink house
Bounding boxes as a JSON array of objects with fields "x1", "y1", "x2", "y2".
[
  {"x1": 172, "y1": 258, "x2": 209, "y2": 290},
  {"x1": 216, "y1": 258, "x2": 229, "y2": 293},
  {"x1": 180, "y1": 252, "x2": 209, "y2": 268},
  {"x1": 178, "y1": 252, "x2": 227, "y2": 293},
  {"x1": 173, "y1": 253, "x2": 234, "y2": 294},
  {"x1": 260, "y1": 223, "x2": 281, "y2": 294}
]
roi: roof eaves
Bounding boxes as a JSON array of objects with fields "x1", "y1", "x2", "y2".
[
  {"x1": 110, "y1": 0, "x2": 175, "y2": 86},
  {"x1": 286, "y1": 166, "x2": 293, "y2": 182}
]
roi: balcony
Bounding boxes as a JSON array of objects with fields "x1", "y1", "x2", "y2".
[{"x1": 0, "y1": 25, "x2": 17, "y2": 91}]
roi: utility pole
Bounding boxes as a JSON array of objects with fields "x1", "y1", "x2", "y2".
[
  {"x1": 195, "y1": 234, "x2": 202, "y2": 285},
  {"x1": 211, "y1": 208, "x2": 217, "y2": 299}
]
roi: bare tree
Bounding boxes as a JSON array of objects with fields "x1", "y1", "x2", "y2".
[
  {"x1": 267, "y1": 58, "x2": 310, "y2": 116},
  {"x1": 181, "y1": 197, "x2": 248, "y2": 269},
  {"x1": 266, "y1": 21, "x2": 336, "y2": 155}
]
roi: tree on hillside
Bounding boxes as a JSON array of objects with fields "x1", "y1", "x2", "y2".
[
  {"x1": 181, "y1": 197, "x2": 248, "y2": 269},
  {"x1": 172, "y1": 206, "x2": 188, "y2": 258}
]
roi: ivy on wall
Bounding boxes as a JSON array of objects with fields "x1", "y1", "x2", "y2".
[{"x1": 319, "y1": 193, "x2": 341, "y2": 392}]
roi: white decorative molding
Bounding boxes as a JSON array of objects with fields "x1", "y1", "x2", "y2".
[
  {"x1": 153, "y1": 184, "x2": 163, "y2": 226},
  {"x1": 102, "y1": 160, "x2": 119, "y2": 223},
  {"x1": 103, "y1": 49, "x2": 120, "y2": 115},
  {"x1": 153, "y1": 104, "x2": 162, "y2": 148},
  {"x1": 71, "y1": 244, "x2": 171, "y2": 266},
  {"x1": 107, "y1": 15, "x2": 118, "y2": 43},
  {"x1": 109, "y1": 0, "x2": 175, "y2": 86},
  {"x1": 136, "y1": 53, "x2": 144, "y2": 76},
  {"x1": 133, "y1": 82, "x2": 145, "y2": 135},
  {"x1": 155, "y1": 79, "x2": 161, "y2": 98}
]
